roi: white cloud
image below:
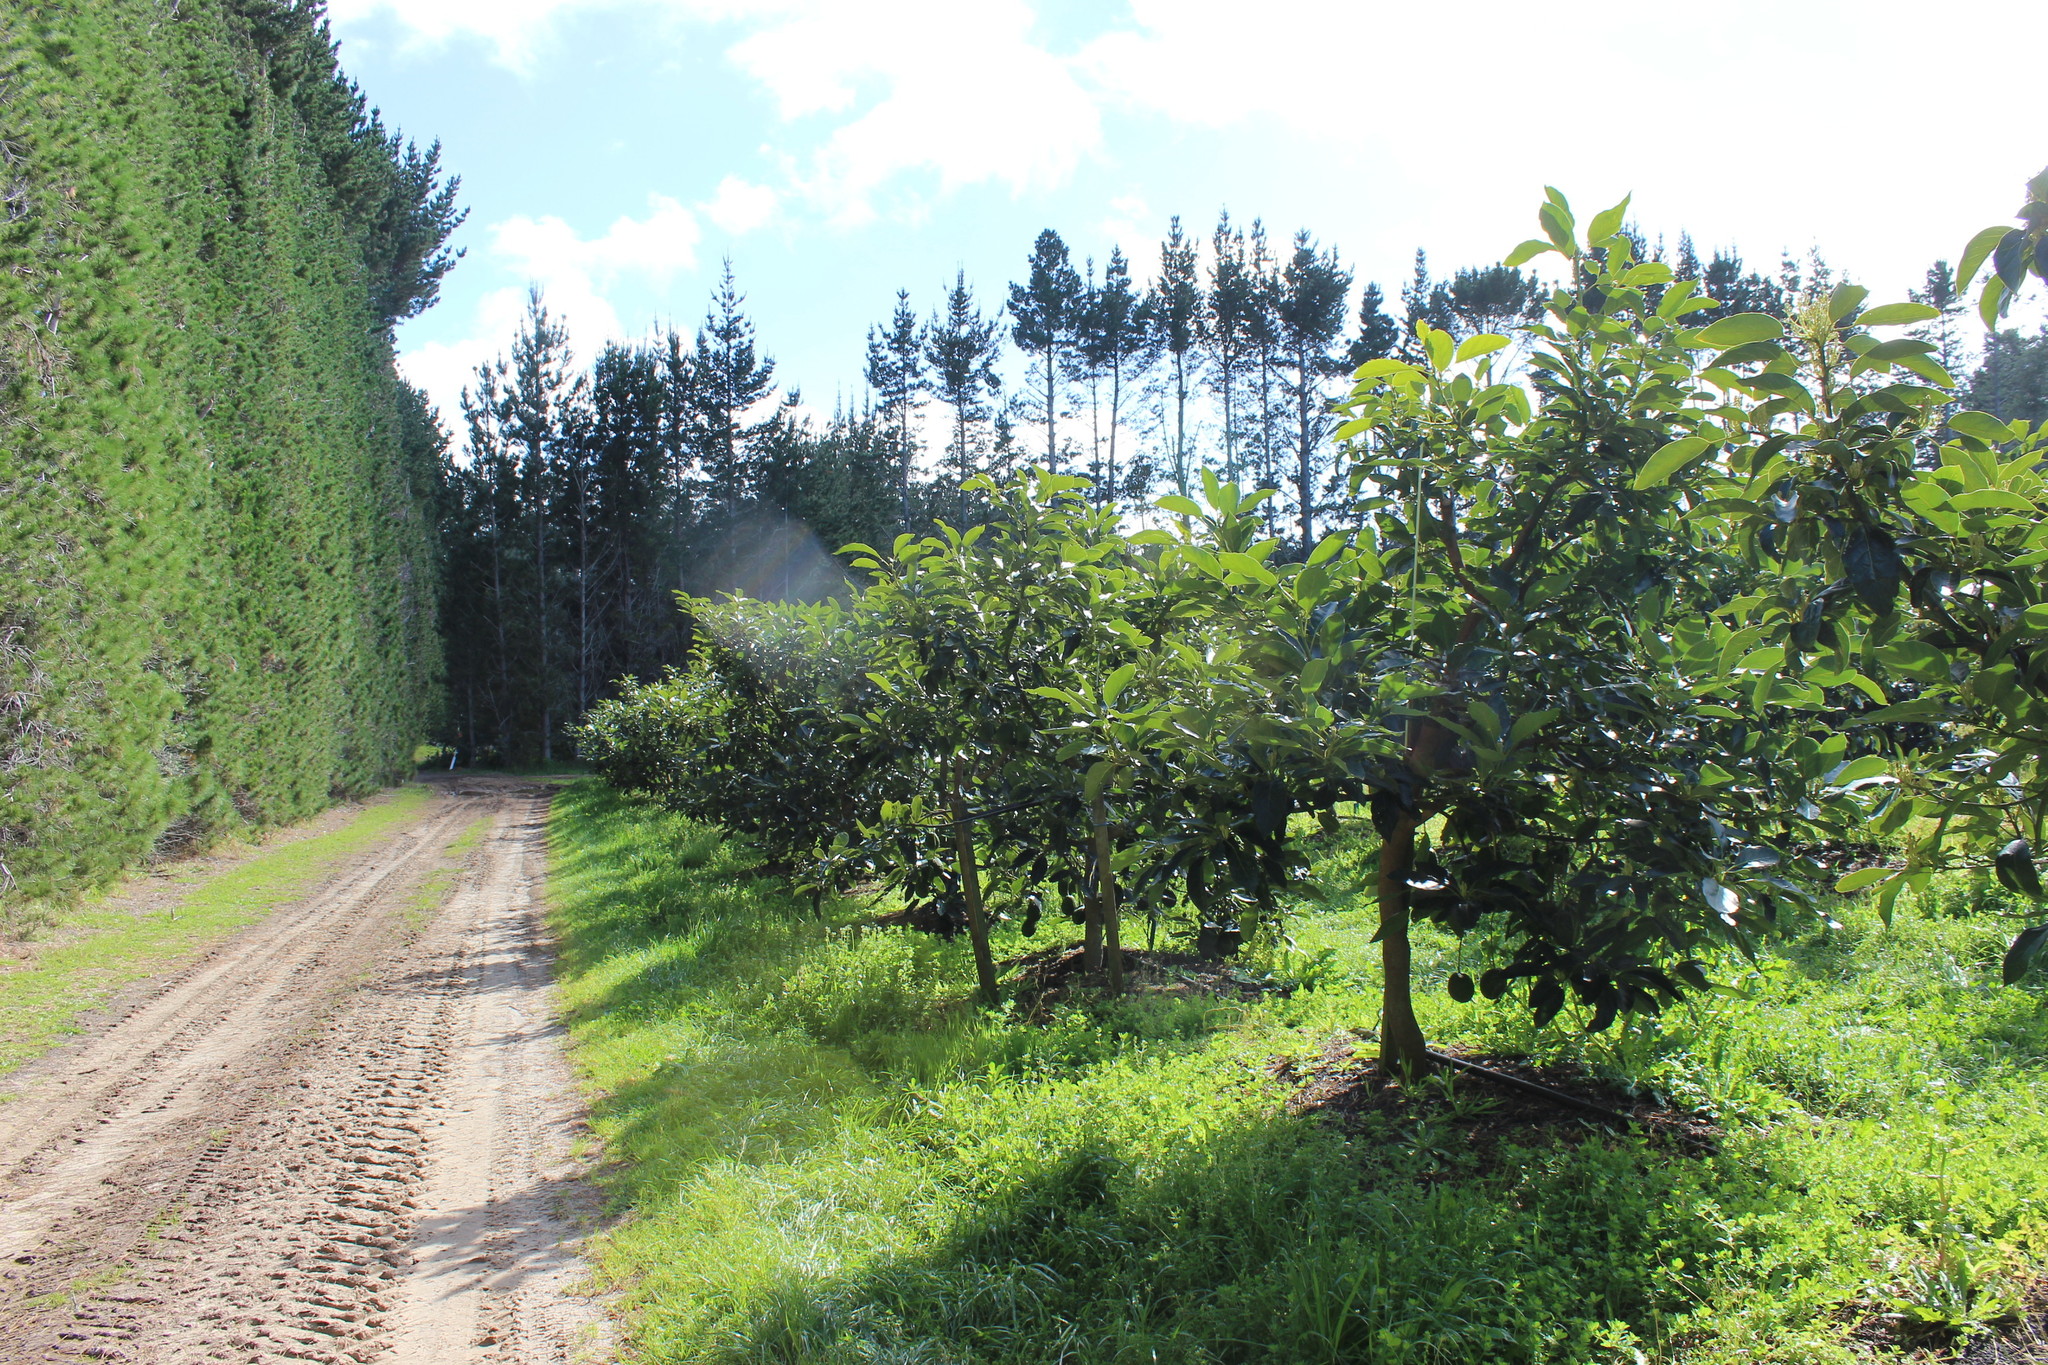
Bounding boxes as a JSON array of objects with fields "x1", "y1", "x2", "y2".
[
  {"x1": 333, "y1": 0, "x2": 1103, "y2": 222},
  {"x1": 701, "y1": 175, "x2": 779, "y2": 235},
  {"x1": 399, "y1": 194, "x2": 702, "y2": 425},
  {"x1": 723, "y1": 0, "x2": 1101, "y2": 223},
  {"x1": 326, "y1": 0, "x2": 637, "y2": 70}
]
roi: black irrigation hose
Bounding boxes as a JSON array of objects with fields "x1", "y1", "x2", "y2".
[{"x1": 1424, "y1": 1049, "x2": 1641, "y2": 1129}]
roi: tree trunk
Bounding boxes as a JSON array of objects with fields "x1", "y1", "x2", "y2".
[
  {"x1": 1296, "y1": 345, "x2": 1315, "y2": 550},
  {"x1": 949, "y1": 783, "x2": 1001, "y2": 1005},
  {"x1": 1173, "y1": 352, "x2": 1190, "y2": 497},
  {"x1": 899, "y1": 408, "x2": 912, "y2": 532},
  {"x1": 1376, "y1": 812, "x2": 1431, "y2": 1077},
  {"x1": 1092, "y1": 791, "x2": 1122, "y2": 993},
  {"x1": 1081, "y1": 845, "x2": 1103, "y2": 971}
]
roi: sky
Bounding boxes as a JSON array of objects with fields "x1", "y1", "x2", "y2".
[{"x1": 326, "y1": 0, "x2": 2048, "y2": 439}]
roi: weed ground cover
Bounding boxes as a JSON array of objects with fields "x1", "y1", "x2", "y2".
[
  {"x1": 549, "y1": 781, "x2": 2048, "y2": 1364},
  {"x1": 0, "y1": 785, "x2": 431, "y2": 1078}
]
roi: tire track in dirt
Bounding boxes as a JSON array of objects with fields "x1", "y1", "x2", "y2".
[{"x1": 0, "y1": 776, "x2": 612, "y2": 1363}]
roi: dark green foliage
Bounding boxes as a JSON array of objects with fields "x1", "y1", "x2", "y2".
[
  {"x1": 1007, "y1": 228, "x2": 1080, "y2": 471},
  {"x1": 0, "y1": 0, "x2": 447, "y2": 916},
  {"x1": 1966, "y1": 325, "x2": 2048, "y2": 425},
  {"x1": 1273, "y1": 228, "x2": 1351, "y2": 547},
  {"x1": 924, "y1": 269, "x2": 1005, "y2": 525},
  {"x1": 439, "y1": 282, "x2": 904, "y2": 764}
]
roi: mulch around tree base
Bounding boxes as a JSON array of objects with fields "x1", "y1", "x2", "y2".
[
  {"x1": 999, "y1": 943, "x2": 1283, "y2": 1020},
  {"x1": 1279, "y1": 1030, "x2": 1720, "y2": 1168}
]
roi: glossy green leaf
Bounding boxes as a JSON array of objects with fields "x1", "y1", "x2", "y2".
[
  {"x1": 1697, "y1": 313, "x2": 1785, "y2": 347},
  {"x1": 1949, "y1": 410, "x2": 2017, "y2": 444},
  {"x1": 1538, "y1": 200, "x2": 1575, "y2": 252},
  {"x1": 1855, "y1": 301, "x2": 1940, "y2": 327},
  {"x1": 1454, "y1": 333, "x2": 1510, "y2": 363},
  {"x1": 1587, "y1": 193, "x2": 1632, "y2": 244},
  {"x1": 1959, "y1": 224, "x2": 2016, "y2": 290},
  {"x1": 1504, "y1": 238, "x2": 1555, "y2": 268},
  {"x1": 1835, "y1": 866, "x2": 1897, "y2": 894},
  {"x1": 1950, "y1": 489, "x2": 2034, "y2": 512},
  {"x1": 1826, "y1": 755, "x2": 1890, "y2": 787},
  {"x1": 1632, "y1": 436, "x2": 1713, "y2": 489},
  {"x1": 1101, "y1": 663, "x2": 1137, "y2": 708}
]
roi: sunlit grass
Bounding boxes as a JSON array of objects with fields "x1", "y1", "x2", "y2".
[
  {"x1": 549, "y1": 780, "x2": 2048, "y2": 1364},
  {"x1": 0, "y1": 785, "x2": 433, "y2": 1079}
]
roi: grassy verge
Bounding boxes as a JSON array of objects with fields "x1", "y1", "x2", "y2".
[
  {"x1": 0, "y1": 784, "x2": 432, "y2": 1078},
  {"x1": 548, "y1": 780, "x2": 2048, "y2": 1364}
]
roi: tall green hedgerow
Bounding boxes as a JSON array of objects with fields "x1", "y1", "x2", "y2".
[{"x1": 0, "y1": 0, "x2": 453, "y2": 920}]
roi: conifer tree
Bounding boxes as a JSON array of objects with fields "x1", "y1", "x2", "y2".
[
  {"x1": 1008, "y1": 229, "x2": 1082, "y2": 472},
  {"x1": 1444, "y1": 264, "x2": 1544, "y2": 339},
  {"x1": 1911, "y1": 259, "x2": 1970, "y2": 379},
  {"x1": 500, "y1": 289, "x2": 584, "y2": 762},
  {"x1": 1076, "y1": 246, "x2": 1153, "y2": 509},
  {"x1": 692, "y1": 260, "x2": 777, "y2": 514},
  {"x1": 1248, "y1": 220, "x2": 1284, "y2": 508},
  {"x1": 656, "y1": 330, "x2": 699, "y2": 596},
  {"x1": 1206, "y1": 211, "x2": 1258, "y2": 481},
  {"x1": 864, "y1": 289, "x2": 926, "y2": 530},
  {"x1": 1968, "y1": 327, "x2": 2048, "y2": 425},
  {"x1": 1345, "y1": 280, "x2": 1400, "y2": 370},
  {"x1": 1274, "y1": 230, "x2": 1351, "y2": 548},
  {"x1": 1151, "y1": 216, "x2": 1205, "y2": 496},
  {"x1": 924, "y1": 269, "x2": 1004, "y2": 522}
]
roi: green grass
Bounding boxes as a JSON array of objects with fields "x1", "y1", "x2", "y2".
[
  {"x1": 548, "y1": 781, "x2": 2048, "y2": 1364},
  {"x1": 0, "y1": 785, "x2": 433, "y2": 1079}
]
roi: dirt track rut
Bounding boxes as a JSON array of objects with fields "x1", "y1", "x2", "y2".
[{"x1": 0, "y1": 776, "x2": 612, "y2": 1363}]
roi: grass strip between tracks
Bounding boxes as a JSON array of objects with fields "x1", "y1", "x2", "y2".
[
  {"x1": 0, "y1": 784, "x2": 432, "y2": 1080},
  {"x1": 546, "y1": 778, "x2": 2048, "y2": 1364}
]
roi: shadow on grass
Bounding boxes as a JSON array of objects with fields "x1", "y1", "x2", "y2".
[{"x1": 691, "y1": 1098, "x2": 1783, "y2": 1365}]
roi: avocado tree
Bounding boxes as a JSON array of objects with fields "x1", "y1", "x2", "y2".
[{"x1": 1323, "y1": 193, "x2": 1838, "y2": 1076}]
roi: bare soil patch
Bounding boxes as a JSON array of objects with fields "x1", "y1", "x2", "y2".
[{"x1": 1281, "y1": 1031, "x2": 1720, "y2": 1171}]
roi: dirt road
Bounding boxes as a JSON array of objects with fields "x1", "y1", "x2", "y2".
[{"x1": 0, "y1": 776, "x2": 612, "y2": 1363}]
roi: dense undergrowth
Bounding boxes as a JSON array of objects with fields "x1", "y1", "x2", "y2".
[{"x1": 549, "y1": 781, "x2": 2048, "y2": 1364}]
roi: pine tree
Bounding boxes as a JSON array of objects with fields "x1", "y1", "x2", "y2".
[
  {"x1": 500, "y1": 288, "x2": 584, "y2": 763},
  {"x1": 1152, "y1": 216, "x2": 1204, "y2": 497},
  {"x1": 1076, "y1": 246, "x2": 1154, "y2": 509},
  {"x1": 1345, "y1": 280, "x2": 1399, "y2": 370},
  {"x1": 1008, "y1": 229, "x2": 1082, "y2": 472},
  {"x1": 656, "y1": 329, "x2": 699, "y2": 599},
  {"x1": 1274, "y1": 230, "x2": 1351, "y2": 548},
  {"x1": 924, "y1": 269, "x2": 1004, "y2": 523},
  {"x1": 864, "y1": 289, "x2": 926, "y2": 531},
  {"x1": 1248, "y1": 220, "x2": 1284, "y2": 509},
  {"x1": 457, "y1": 361, "x2": 519, "y2": 761},
  {"x1": 1445, "y1": 264, "x2": 1543, "y2": 339},
  {"x1": 1968, "y1": 327, "x2": 2048, "y2": 426},
  {"x1": 692, "y1": 260, "x2": 777, "y2": 514},
  {"x1": 1697, "y1": 247, "x2": 1784, "y2": 321},
  {"x1": 1206, "y1": 211, "x2": 1258, "y2": 482},
  {"x1": 1396, "y1": 251, "x2": 1458, "y2": 356},
  {"x1": 1911, "y1": 260, "x2": 1970, "y2": 379}
]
